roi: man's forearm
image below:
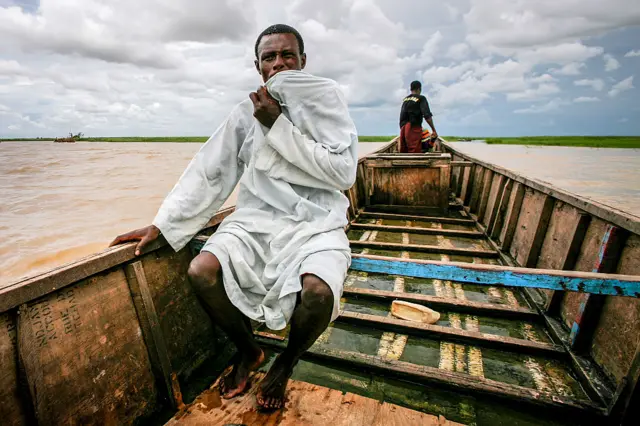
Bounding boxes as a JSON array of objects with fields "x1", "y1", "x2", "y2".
[{"x1": 426, "y1": 117, "x2": 437, "y2": 133}]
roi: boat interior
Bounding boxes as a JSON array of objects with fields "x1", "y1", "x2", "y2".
[{"x1": 1, "y1": 139, "x2": 639, "y2": 425}]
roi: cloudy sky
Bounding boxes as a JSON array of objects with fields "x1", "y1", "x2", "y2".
[{"x1": 1, "y1": 0, "x2": 639, "y2": 138}]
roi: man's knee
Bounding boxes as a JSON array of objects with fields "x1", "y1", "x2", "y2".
[
  {"x1": 301, "y1": 274, "x2": 333, "y2": 312},
  {"x1": 187, "y1": 252, "x2": 222, "y2": 293}
]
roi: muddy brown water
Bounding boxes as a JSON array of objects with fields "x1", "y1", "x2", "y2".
[
  {"x1": 2, "y1": 140, "x2": 639, "y2": 287},
  {"x1": 0, "y1": 141, "x2": 388, "y2": 287}
]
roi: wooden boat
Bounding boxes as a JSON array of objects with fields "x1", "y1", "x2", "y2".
[{"x1": 1, "y1": 138, "x2": 639, "y2": 425}]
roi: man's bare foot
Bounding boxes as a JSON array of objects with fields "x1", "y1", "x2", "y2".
[
  {"x1": 219, "y1": 348, "x2": 265, "y2": 399},
  {"x1": 256, "y1": 354, "x2": 296, "y2": 410}
]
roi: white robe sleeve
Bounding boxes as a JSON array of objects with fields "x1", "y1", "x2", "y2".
[
  {"x1": 258, "y1": 74, "x2": 358, "y2": 191},
  {"x1": 152, "y1": 103, "x2": 249, "y2": 251}
]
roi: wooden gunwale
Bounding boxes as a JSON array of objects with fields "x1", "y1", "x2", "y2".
[{"x1": 442, "y1": 142, "x2": 640, "y2": 235}]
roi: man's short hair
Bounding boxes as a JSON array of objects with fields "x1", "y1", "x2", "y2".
[
  {"x1": 255, "y1": 24, "x2": 305, "y2": 59},
  {"x1": 410, "y1": 81, "x2": 422, "y2": 91}
]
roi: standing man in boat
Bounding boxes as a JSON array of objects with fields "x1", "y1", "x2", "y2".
[
  {"x1": 398, "y1": 80, "x2": 438, "y2": 153},
  {"x1": 110, "y1": 24, "x2": 358, "y2": 411}
]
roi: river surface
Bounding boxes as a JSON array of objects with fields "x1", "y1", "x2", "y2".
[
  {"x1": 0, "y1": 141, "x2": 388, "y2": 287},
  {"x1": 1, "y1": 140, "x2": 639, "y2": 287}
]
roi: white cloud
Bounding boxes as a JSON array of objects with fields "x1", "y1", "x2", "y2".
[
  {"x1": 608, "y1": 76, "x2": 634, "y2": 97},
  {"x1": 422, "y1": 62, "x2": 476, "y2": 85},
  {"x1": 459, "y1": 108, "x2": 494, "y2": 126},
  {"x1": 465, "y1": 0, "x2": 640, "y2": 53},
  {"x1": 8, "y1": 124, "x2": 19, "y2": 130},
  {"x1": 574, "y1": 78, "x2": 605, "y2": 91},
  {"x1": 507, "y1": 83, "x2": 560, "y2": 101},
  {"x1": 553, "y1": 62, "x2": 585, "y2": 76},
  {"x1": 1, "y1": 0, "x2": 639, "y2": 137},
  {"x1": 514, "y1": 98, "x2": 569, "y2": 114},
  {"x1": 0, "y1": 1, "x2": 257, "y2": 69},
  {"x1": 517, "y1": 43, "x2": 603, "y2": 66},
  {"x1": 429, "y1": 59, "x2": 533, "y2": 108},
  {"x1": 574, "y1": 96, "x2": 600, "y2": 103},
  {"x1": 446, "y1": 43, "x2": 470, "y2": 60},
  {"x1": 604, "y1": 54, "x2": 621, "y2": 71},
  {"x1": 445, "y1": 4, "x2": 460, "y2": 21},
  {"x1": 530, "y1": 74, "x2": 557, "y2": 84},
  {"x1": 625, "y1": 50, "x2": 640, "y2": 57},
  {"x1": 618, "y1": 117, "x2": 629, "y2": 123}
]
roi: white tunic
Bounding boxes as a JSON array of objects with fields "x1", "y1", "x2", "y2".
[{"x1": 153, "y1": 70, "x2": 358, "y2": 330}]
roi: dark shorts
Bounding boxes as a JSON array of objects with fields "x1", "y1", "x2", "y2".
[{"x1": 400, "y1": 123, "x2": 423, "y2": 153}]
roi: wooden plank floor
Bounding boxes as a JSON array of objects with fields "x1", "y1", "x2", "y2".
[{"x1": 166, "y1": 373, "x2": 463, "y2": 426}]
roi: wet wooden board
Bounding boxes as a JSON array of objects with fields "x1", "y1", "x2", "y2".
[
  {"x1": 591, "y1": 234, "x2": 640, "y2": 384},
  {"x1": 166, "y1": 373, "x2": 461, "y2": 425},
  {"x1": 488, "y1": 179, "x2": 514, "y2": 239},
  {"x1": 343, "y1": 287, "x2": 539, "y2": 320},
  {"x1": 126, "y1": 261, "x2": 183, "y2": 409},
  {"x1": 359, "y1": 211, "x2": 475, "y2": 225},
  {"x1": 0, "y1": 312, "x2": 30, "y2": 426},
  {"x1": 468, "y1": 167, "x2": 485, "y2": 214},
  {"x1": 498, "y1": 182, "x2": 525, "y2": 250},
  {"x1": 535, "y1": 202, "x2": 590, "y2": 311},
  {"x1": 349, "y1": 223, "x2": 483, "y2": 238},
  {"x1": 338, "y1": 311, "x2": 564, "y2": 357},
  {"x1": 509, "y1": 189, "x2": 555, "y2": 268},
  {"x1": 138, "y1": 246, "x2": 222, "y2": 381},
  {"x1": 256, "y1": 340, "x2": 604, "y2": 416},
  {"x1": 349, "y1": 240, "x2": 499, "y2": 258},
  {"x1": 482, "y1": 174, "x2": 506, "y2": 229},
  {"x1": 350, "y1": 255, "x2": 640, "y2": 297},
  {"x1": 17, "y1": 268, "x2": 158, "y2": 425},
  {"x1": 477, "y1": 170, "x2": 494, "y2": 221},
  {"x1": 366, "y1": 161, "x2": 450, "y2": 212},
  {"x1": 561, "y1": 219, "x2": 616, "y2": 329}
]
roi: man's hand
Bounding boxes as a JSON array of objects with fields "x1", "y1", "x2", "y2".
[
  {"x1": 431, "y1": 130, "x2": 438, "y2": 140},
  {"x1": 250, "y1": 86, "x2": 281, "y2": 128},
  {"x1": 109, "y1": 225, "x2": 161, "y2": 256}
]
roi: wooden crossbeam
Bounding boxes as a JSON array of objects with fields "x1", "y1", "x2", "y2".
[
  {"x1": 256, "y1": 338, "x2": 604, "y2": 416},
  {"x1": 125, "y1": 262, "x2": 183, "y2": 410},
  {"x1": 349, "y1": 241, "x2": 499, "y2": 258},
  {"x1": 338, "y1": 311, "x2": 564, "y2": 357},
  {"x1": 569, "y1": 225, "x2": 629, "y2": 351},
  {"x1": 359, "y1": 211, "x2": 475, "y2": 225},
  {"x1": 349, "y1": 223, "x2": 483, "y2": 238},
  {"x1": 350, "y1": 254, "x2": 640, "y2": 298},
  {"x1": 366, "y1": 204, "x2": 461, "y2": 215},
  {"x1": 343, "y1": 287, "x2": 539, "y2": 321}
]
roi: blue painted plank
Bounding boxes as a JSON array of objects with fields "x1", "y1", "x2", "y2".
[{"x1": 350, "y1": 257, "x2": 640, "y2": 298}]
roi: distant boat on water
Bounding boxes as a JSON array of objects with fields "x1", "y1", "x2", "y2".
[{"x1": 54, "y1": 132, "x2": 82, "y2": 143}]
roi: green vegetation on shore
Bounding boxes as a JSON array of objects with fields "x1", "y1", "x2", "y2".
[
  {"x1": 3, "y1": 135, "x2": 640, "y2": 148},
  {"x1": 445, "y1": 136, "x2": 640, "y2": 148}
]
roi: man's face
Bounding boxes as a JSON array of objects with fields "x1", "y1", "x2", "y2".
[{"x1": 255, "y1": 33, "x2": 306, "y2": 82}]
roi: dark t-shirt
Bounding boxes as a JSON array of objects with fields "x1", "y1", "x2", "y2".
[{"x1": 399, "y1": 94, "x2": 433, "y2": 128}]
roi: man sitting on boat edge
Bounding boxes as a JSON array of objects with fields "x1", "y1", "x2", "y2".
[
  {"x1": 109, "y1": 24, "x2": 358, "y2": 411},
  {"x1": 399, "y1": 80, "x2": 438, "y2": 153}
]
